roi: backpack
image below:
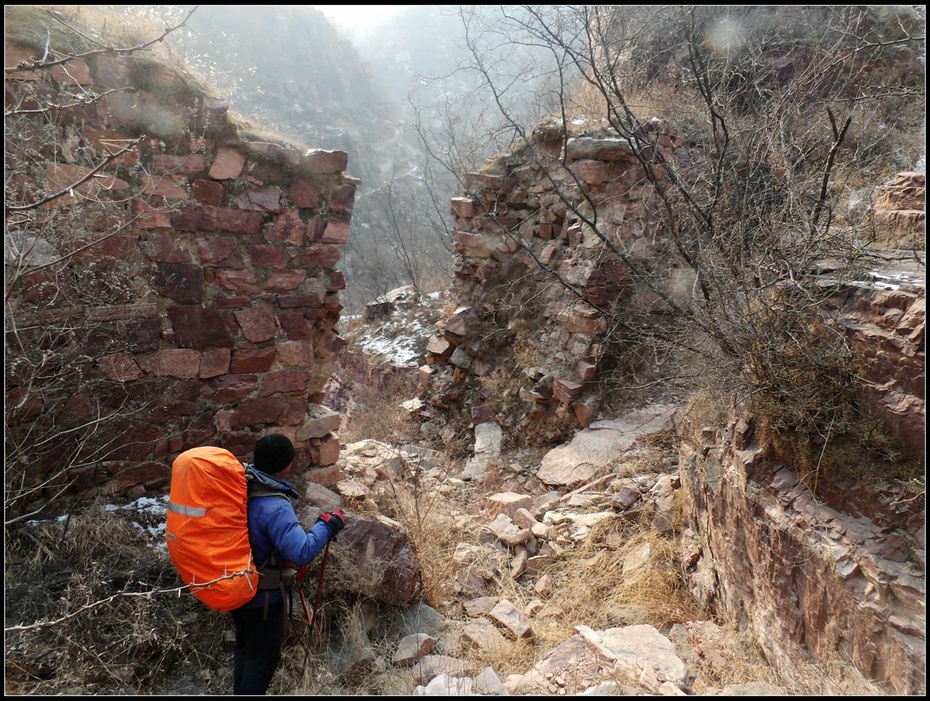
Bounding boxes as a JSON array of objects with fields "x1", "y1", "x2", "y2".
[{"x1": 165, "y1": 446, "x2": 260, "y2": 612}]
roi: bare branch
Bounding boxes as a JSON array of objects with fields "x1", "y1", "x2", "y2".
[{"x1": 4, "y1": 568, "x2": 255, "y2": 633}]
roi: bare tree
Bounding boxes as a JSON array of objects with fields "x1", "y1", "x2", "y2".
[
  {"x1": 431, "y1": 5, "x2": 924, "y2": 466},
  {"x1": 4, "y1": 5, "x2": 197, "y2": 523}
]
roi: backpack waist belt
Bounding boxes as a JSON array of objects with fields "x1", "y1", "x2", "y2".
[{"x1": 256, "y1": 565, "x2": 298, "y2": 590}]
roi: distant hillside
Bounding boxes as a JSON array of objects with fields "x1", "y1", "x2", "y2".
[{"x1": 166, "y1": 4, "x2": 400, "y2": 186}]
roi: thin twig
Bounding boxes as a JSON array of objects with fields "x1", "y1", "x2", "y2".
[{"x1": 4, "y1": 569, "x2": 256, "y2": 633}]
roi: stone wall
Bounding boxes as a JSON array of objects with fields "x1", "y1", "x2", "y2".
[
  {"x1": 420, "y1": 118, "x2": 683, "y2": 433},
  {"x1": 5, "y1": 40, "x2": 354, "y2": 502}
]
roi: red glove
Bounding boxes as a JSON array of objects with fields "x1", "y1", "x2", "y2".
[{"x1": 318, "y1": 508, "x2": 345, "y2": 540}]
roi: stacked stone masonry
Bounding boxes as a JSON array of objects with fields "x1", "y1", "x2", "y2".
[
  {"x1": 5, "y1": 41, "x2": 353, "y2": 500},
  {"x1": 427, "y1": 121, "x2": 683, "y2": 429}
]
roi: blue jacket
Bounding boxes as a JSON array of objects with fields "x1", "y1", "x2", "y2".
[{"x1": 239, "y1": 466, "x2": 332, "y2": 609}]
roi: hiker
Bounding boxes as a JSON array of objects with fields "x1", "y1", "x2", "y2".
[{"x1": 232, "y1": 433, "x2": 345, "y2": 695}]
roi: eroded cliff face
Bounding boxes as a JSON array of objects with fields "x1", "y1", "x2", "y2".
[
  {"x1": 5, "y1": 36, "x2": 353, "y2": 503},
  {"x1": 679, "y1": 410, "x2": 924, "y2": 695},
  {"x1": 676, "y1": 261, "x2": 925, "y2": 695}
]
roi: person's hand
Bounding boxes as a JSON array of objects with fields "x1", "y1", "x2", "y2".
[{"x1": 318, "y1": 509, "x2": 345, "y2": 540}]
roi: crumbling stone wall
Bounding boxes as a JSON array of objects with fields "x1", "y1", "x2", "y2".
[
  {"x1": 421, "y1": 119, "x2": 683, "y2": 433},
  {"x1": 5, "y1": 41, "x2": 354, "y2": 502}
]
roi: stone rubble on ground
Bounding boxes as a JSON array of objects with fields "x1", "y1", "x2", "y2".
[{"x1": 294, "y1": 402, "x2": 788, "y2": 695}]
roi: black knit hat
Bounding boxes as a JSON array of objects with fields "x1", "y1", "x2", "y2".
[{"x1": 253, "y1": 434, "x2": 295, "y2": 474}]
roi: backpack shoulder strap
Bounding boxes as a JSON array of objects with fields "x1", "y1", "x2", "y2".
[
  {"x1": 244, "y1": 463, "x2": 301, "y2": 501},
  {"x1": 248, "y1": 483, "x2": 291, "y2": 499}
]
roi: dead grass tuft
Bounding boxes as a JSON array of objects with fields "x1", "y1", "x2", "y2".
[
  {"x1": 228, "y1": 112, "x2": 312, "y2": 153},
  {"x1": 530, "y1": 517, "x2": 705, "y2": 653},
  {"x1": 336, "y1": 366, "x2": 422, "y2": 447},
  {"x1": 685, "y1": 623, "x2": 784, "y2": 693},
  {"x1": 381, "y1": 483, "x2": 468, "y2": 612}
]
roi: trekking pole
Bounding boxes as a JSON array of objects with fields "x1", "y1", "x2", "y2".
[
  {"x1": 308, "y1": 540, "x2": 331, "y2": 630},
  {"x1": 294, "y1": 565, "x2": 312, "y2": 625}
]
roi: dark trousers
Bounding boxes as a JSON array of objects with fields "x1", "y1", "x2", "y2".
[{"x1": 231, "y1": 599, "x2": 285, "y2": 695}]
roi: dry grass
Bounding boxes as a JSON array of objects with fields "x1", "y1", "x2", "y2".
[
  {"x1": 529, "y1": 516, "x2": 705, "y2": 652},
  {"x1": 5, "y1": 6, "x2": 100, "y2": 56},
  {"x1": 229, "y1": 112, "x2": 312, "y2": 153},
  {"x1": 4, "y1": 449, "x2": 904, "y2": 696},
  {"x1": 6, "y1": 6, "x2": 178, "y2": 62},
  {"x1": 338, "y1": 376, "x2": 422, "y2": 447},
  {"x1": 5, "y1": 5, "x2": 214, "y2": 107},
  {"x1": 377, "y1": 480, "x2": 469, "y2": 612},
  {"x1": 4, "y1": 504, "x2": 233, "y2": 695}
]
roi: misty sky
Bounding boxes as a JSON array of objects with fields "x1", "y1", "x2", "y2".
[{"x1": 309, "y1": 5, "x2": 412, "y2": 31}]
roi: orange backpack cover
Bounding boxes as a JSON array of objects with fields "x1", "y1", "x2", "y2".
[{"x1": 165, "y1": 446, "x2": 258, "y2": 612}]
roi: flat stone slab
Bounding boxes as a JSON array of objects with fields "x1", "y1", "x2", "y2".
[{"x1": 537, "y1": 403, "x2": 679, "y2": 486}]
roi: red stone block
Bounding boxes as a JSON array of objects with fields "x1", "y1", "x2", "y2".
[
  {"x1": 210, "y1": 374, "x2": 259, "y2": 403},
  {"x1": 234, "y1": 185, "x2": 283, "y2": 212},
  {"x1": 277, "y1": 293, "x2": 324, "y2": 309},
  {"x1": 233, "y1": 306, "x2": 276, "y2": 343},
  {"x1": 553, "y1": 379, "x2": 584, "y2": 404},
  {"x1": 200, "y1": 348, "x2": 231, "y2": 379},
  {"x1": 213, "y1": 269, "x2": 259, "y2": 294},
  {"x1": 167, "y1": 306, "x2": 235, "y2": 348},
  {"x1": 290, "y1": 176, "x2": 320, "y2": 208},
  {"x1": 330, "y1": 181, "x2": 356, "y2": 213},
  {"x1": 209, "y1": 146, "x2": 246, "y2": 180},
  {"x1": 154, "y1": 153, "x2": 206, "y2": 176},
  {"x1": 259, "y1": 371, "x2": 312, "y2": 397},
  {"x1": 276, "y1": 340, "x2": 314, "y2": 367},
  {"x1": 265, "y1": 269, "x2": 307, "y2": 293},
  {"x1": 229, "y1": 396, "x2": 286, "y2": 428},
  {"x1": 230, "y1": 347, "x2": 276, "y2": 373},
  {"x1": 195, "y1": 236, "x2": 245, "y2": 267},
  {"x1": 277, "y1": 312, "x2": 313, "y2": 340},
  {"x1": 137, "y1": 349, "x2": 201, "y2": 378},
  {"x1": 246, "y1": 244, "x2": 288, "y2": 268},
  {"x1": 302, "y1": 149, "x2": 348, "y2": 174},
  {"x1": 321, "y1": 219, "x2": 350, "y2": 244},
  {"x1": 272, "y1": 209, "x2": 307, "y2": 244},
  {"x1": 298, "y1": 243, "x2": 342, "y2": 268},
  {"x1": 451, "y1": 197, "x2": 475, "y2": 218},
  {"x1": 98, "y1": 353, "x2": 144, "y2": 382},
  {"x1": 213, "y1": 206, "x2": 262, "y2": 235},
  {"x1": 192, "y1": 178, "x2": 224, "y2": 205},
  {"x1": 133, "y1": 200, "x2": 176, "y2": 232}
]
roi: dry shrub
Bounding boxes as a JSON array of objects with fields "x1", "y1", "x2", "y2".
[
  {"x1": 5, "y1": 6, "x2": 101, "y2": 55},
  {"x1": 687, "y1": 621, "x2": 893, "y2": 695},
  {"x1": 686, "y1": 624, "x2": 784, "y2": 694},
  {"x1": 64, "y1": 6, "x2": 180, "y2": 51},
  {"x1": 5, "y1": 6, "x2": 202, "y2": 88},
  {"x1": 455, "y1": 632, "x2": 539, "y2": 681},
  {"x1": 614, "y1": 428, "x2": 680, "y2": 476},
  {"x1": 779, "y1": 656, "x2": 893, "y2": 696},
  {"x1": 4, "y1": 504, "x2": 233, "y2": 695},
  {"x1": 755, "y1": 399, "x2": 922, "y2": 497},
  {"x1": 380, "y1": 482, "x2": 468, "y2": 612},
  {"x1": 338, "y1": 370, "x2": 421, "y2": 446},
  {"x1": 229, "y1": 112, "x2": 311, "y2": 152},
  {"x1": 683, "y1": 388, "x2": 735, "y2": 430}
]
